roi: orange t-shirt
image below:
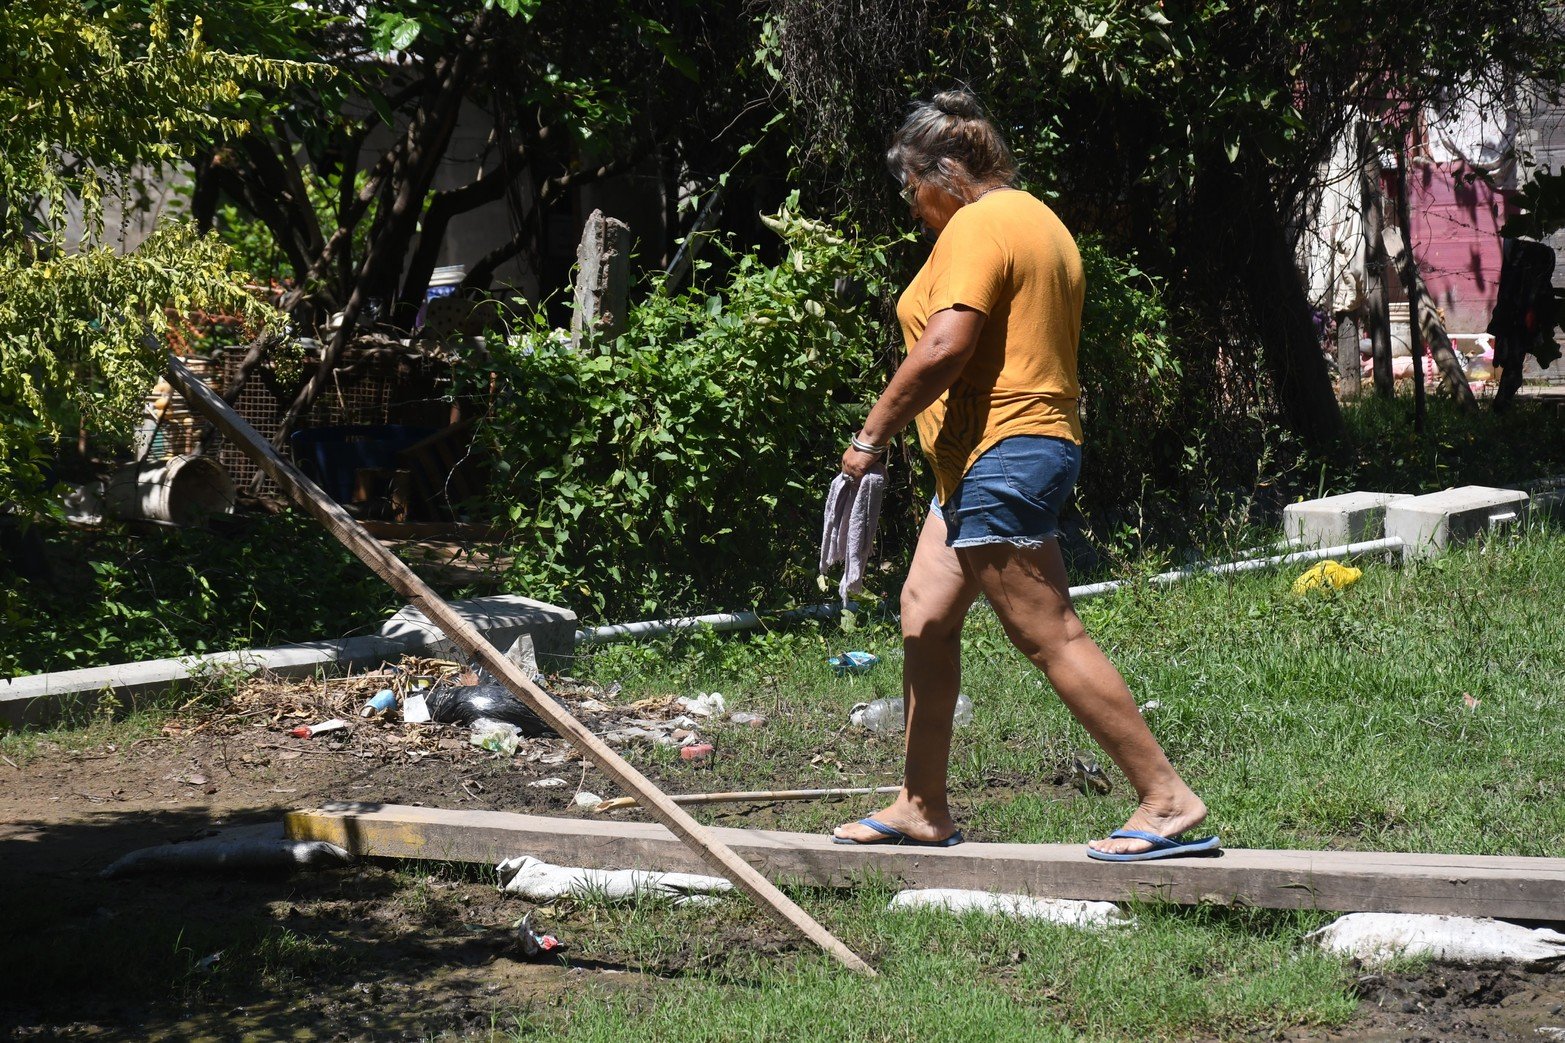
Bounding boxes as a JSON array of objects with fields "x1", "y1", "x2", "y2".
[{"x1": 896, "y1": 189, "x2": 1085, "y2": 503}]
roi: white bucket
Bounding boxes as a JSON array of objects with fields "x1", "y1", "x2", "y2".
[{"x1": 104, "y1": 454, "x2": 235, "y2": 526}]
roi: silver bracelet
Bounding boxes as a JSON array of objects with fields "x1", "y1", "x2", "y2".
[{"x1": 850, "y1": 434, "x2": 889, "y2": 456}]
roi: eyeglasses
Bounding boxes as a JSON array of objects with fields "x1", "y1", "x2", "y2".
[{"x1": 900, "y1": 178, "x2": 919, "y2": 207}]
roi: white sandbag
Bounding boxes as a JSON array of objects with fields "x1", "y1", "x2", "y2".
[
  {"x1": 496, "y1": 854, "x2": 731, "y2": 906},
  {"x1": 887, "y1": 888, "x2": 1130, "y2": 928},
  {"x1": 1309, "y1": 913, "x2": 1565, "y2": 968},
  {"x1": 102, "y1": 823, "x2": 352, "y2": 878}
]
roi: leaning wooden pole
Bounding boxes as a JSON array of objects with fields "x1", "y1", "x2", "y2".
[{"x1": 165, "y1": 353, "x2": 875, "y2": 977}]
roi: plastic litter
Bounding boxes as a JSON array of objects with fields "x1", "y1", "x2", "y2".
[
  {"x1": 289, "y1": 718, "x2": 349, "y2": 739},
  {"x1": 527, "y1": 777, "x2": 568, "y2": 789},
  {"x1": 496, "y1": 855, "x2": 732, "y2": 906},
  {"x1": 677, "y1": 692, "x2": 726, "y2": 717},
  {"x1": 729, "y1": 712, "x2": 767, "y2": 728},
  {"x1": 572, "y1": 791, "x2": 602, "y2": 807},
  {"x1": 829, "y1": 650, "x2": 878, "y2": 675},
  {"x1": 427, "y1": 682, "x2": 555, "y2": 737},
  {"x1": 361, "y1": 689, "x2": 397, "y2": 717},
  {"x1": 888, "y1": 888, "x2": 1130, "y2": 928},
  {"x1": 1309, "y1": 913, "x2": 1565, "y2": 968},
  {"x1": 516, "y1": 911, "x2": 566, "y2": 960},
  {"x1": 102, "y1": 824, "x2": 352, "y2": 878},
  {"x1": 1291, "y1": 559, "x2": 1363, "y2": 595},
  {"x1": 850, "y1": 693, "x2": 973, "y2": 732},
  {"x1": 470, "y1": 718, "x2": 523, "y2": 755},
  {"x1": 402, "y1": 693, "x2": 431, "y2": 724}
]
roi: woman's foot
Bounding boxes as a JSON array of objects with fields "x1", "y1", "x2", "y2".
[
  {"x1": 832, "y1": 799, "x2": 958, "y2": 845},
  {"x1": 1087, "y1": 790, "x2": 1209, "y2": 855}
]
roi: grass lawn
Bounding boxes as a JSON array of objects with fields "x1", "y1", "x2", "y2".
[
  {"x1": 4, "y1": 522, "x2": 1561, "y2": 1041},
  {"x1": 508, "y1": 521, "x2": 1565, "y2": 1041}
]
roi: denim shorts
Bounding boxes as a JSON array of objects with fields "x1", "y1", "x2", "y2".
[{"x1": 934, "y1": 435, "x2": 1081, "y2": 548}]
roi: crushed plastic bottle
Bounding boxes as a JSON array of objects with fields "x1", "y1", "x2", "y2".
[
  {"x1": 850, "y1": 693, "x2": 972, "y2": 732},
  {"x1": 470, "y1": 718, "x2": 523, "y2": 755},
  {"x1": 829, "y1": 651, "x2": 879, "y2": 676}
]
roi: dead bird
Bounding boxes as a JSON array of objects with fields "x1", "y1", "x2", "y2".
[{"x1": 1072, "y1": 754, "x2": 1113, "y2": 796}]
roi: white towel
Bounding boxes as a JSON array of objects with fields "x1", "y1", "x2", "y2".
[{"x1": 820, "y1": 465, "x2": 885, "y2": 605}]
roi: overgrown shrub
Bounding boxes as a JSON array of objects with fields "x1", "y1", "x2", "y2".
[
  {"x1": 466, "y1": 202, "x2": 1225, "y2": 617},
  {"x1": 0, "y1": 513, "x2": 399, "y2": 677},
  {"x1": 464, "y1": 197, "x2": 907, "y2": 619}
]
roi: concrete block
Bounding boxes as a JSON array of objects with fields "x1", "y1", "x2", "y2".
[
  {"x1": 379, "y1": 594, "x2": 577, "y2": 669},
  {"x1": 1283, "y1": 492, "x2": 1412, "y2": 548},
  {"x1": 1384, "y1": 486, "x2": 1530, "y2": 559}
]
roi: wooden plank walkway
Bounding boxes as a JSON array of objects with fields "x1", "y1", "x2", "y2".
[{"x1": 287, "y1": 803, "x2": 1565, "y2": 920}]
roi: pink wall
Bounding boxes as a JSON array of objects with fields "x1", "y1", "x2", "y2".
[{"x1": 1399, "y1": 161, "x2": 1512, "y2": 333}]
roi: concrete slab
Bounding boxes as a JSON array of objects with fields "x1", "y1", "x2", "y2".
[
  {"x1": 1284, "y1": 492, "x2": 1412, "y2": 548},
  {"x1": 1384, "y1": 486, "x2": 1530, "y2": 559},
  {"x1": 379, "y1": 594, "x2": 577, "y2": 668},
  {"x1": 2, "y1": 595, "x2": 577, "y2": 730}
]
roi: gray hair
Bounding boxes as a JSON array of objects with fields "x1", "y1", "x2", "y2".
[{"x1": 886, "y1": 90, "x2": 1017, "y2": 193}]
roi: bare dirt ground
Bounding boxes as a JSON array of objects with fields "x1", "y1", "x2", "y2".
[{"x1": 2, "y1": 669, "x2": 1561, "y2": 1042}]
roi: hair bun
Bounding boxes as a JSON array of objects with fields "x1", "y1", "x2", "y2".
[{"x1": 932, "y1": 90, "x2": 983, "y2": 119}]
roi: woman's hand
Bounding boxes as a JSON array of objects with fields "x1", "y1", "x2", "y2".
[{"x1": 840, "y1": 443, "x2": 882, "y2": 480}]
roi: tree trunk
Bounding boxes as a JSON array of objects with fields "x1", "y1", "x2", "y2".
[
  {"x1": 1188, "y1": 157, "x2": 1343, "y2": 452},
  {"x1": 1382, "y1": 226, "x2": 1478, "y2": 410},
  {"x1": 1357, "y1": 122, "x2": 1395, "y2": 397},
  {"x1": 1335, "y1": 313, "x2": 1361, "y2": 399},
  {"x1": 1249, "y1": 209, "x2": 1346, "y2": 449},
  {"x1": 1394, "y1": 139, "x2": 1427, "y2": 432},
  {"x1": 268, "y1": 14, "x2": 494, "y2": 450}
]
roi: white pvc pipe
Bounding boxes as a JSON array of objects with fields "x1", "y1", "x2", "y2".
[
  {"x1": 576, "y1": 600, "x2": 845, "y2": 646},
  {"x1": 1066, "y1": 536, "x2": 1405, "y2": 603},
  {"x1": 574, "y1": 536, "x2": 1404, "y2": 646}
]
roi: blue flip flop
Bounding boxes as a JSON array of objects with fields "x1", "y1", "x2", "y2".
[
  {"x1": 832, "y1": 818, "x2": 965, "y2": 847},
  {"x1": 1085, "y1": 828, "x2": 1221, "y2": 862}
]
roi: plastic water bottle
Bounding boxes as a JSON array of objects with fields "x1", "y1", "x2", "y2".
[
  {"x1": 952, "y1": 692, "x2": 974, "y2": 728},
  {"x1": 851, "y1": 693, "x2": 972, "y2": 732}
]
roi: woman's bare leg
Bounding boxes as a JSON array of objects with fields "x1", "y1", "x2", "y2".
[
  {"x1": 834, "y1": 509, "x2": 979, "y2": 843},
  {"x1": 961, "y1": 538, "x2": 1207, "y2": 854}
]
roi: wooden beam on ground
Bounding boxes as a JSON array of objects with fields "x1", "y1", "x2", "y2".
[
  {"x1": 167, "y1": 354, "x2": 875, "y2": 977},
  {"x1": 288, "y1": 803, "x2": 1565, "y2": 921}
]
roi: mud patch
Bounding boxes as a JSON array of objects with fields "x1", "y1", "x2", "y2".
[{"x1": 1261, "y1": 966, "x2": 1565, "y2": 1042}]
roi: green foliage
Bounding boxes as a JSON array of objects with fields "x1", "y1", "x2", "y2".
[
  {"x1": 1, "y1": 513, "x2": 399, "y2": 677},
  {"x1": 1074, "y1": 237, "x2": 1183, "y2": 522},
  {"x1": 1335, "y1": 395, "x2": 1565, "y2": 495},
  {"x1": 465, "y1": 198, "x2": 904, "y2": 618},
  {"x1": 0, "y1": 0, "x2": 323, "y2": 514},
  {"x1": 0, "y1": 227, "x2": 268, "y2": 508}
]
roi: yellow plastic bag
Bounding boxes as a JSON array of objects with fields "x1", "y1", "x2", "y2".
[{"x1": 1291, "y1": 560, "x2": 1362, "y2": 595}]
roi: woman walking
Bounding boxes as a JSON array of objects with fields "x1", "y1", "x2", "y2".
[{"x1": 832, "y1": 90, "x2": 1216, "y2": 861}]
